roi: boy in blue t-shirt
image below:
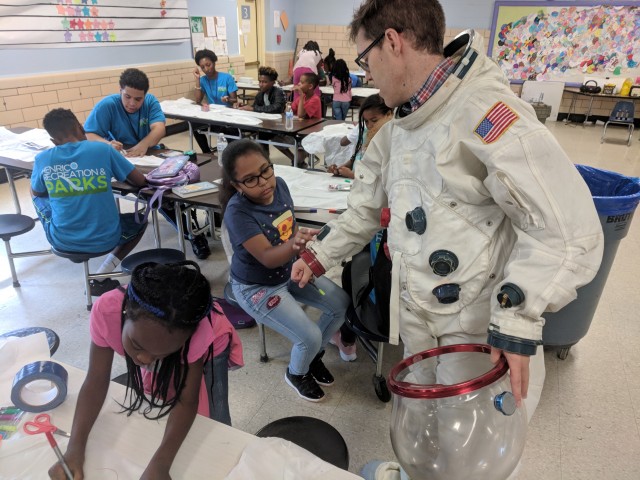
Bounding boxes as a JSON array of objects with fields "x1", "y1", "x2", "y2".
[
  {"x1": 32, "y1": 108, "x2": 148, "y2": 296},
  {"x1": 84, "y1": 68, "x2": 166, "y2": 158}
]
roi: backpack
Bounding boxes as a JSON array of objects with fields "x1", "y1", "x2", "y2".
[
  {"x1": 342, "y1": 229, "x2": 391, "y2": 336},
  {"x1": 135, "y1": 157, "x2": 200, "y2": 224}
]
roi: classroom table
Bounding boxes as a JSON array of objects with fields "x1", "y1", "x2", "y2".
[
  {"x1": 563, "y1": 87, "x2": 640, "y2": 126},
  {"x1": 282, "y1": 84, "x2": 380, "y2": 99},
  {"x1": 161, "y1": 103, "x2": 324, "y2": 166},
  {"x1": 0, "y1": 353, "x2": 360, "y2": 479}
]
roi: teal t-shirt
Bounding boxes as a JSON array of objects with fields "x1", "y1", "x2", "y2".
[
  {"x1": 31, "y1": 141, "x2": 135, "y2": 252},
  {"x1": 200, "y1": 72, "x2": 238, "y2": 105},
  {"x1": 84, "y1": 93, "x2": 165, "y2": 146}
]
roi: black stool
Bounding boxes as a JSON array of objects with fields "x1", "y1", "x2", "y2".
[
  {"x1": 0, "y1": 327, "x2": 60, "y2": 356},
  {"x1": 0, "y1": 214, "x2": 51, "y2": 287},
  {"x1": 224, "y1": 282, "x2": 268, "y2": 363},
  {"x1": 120, "y1": 248, "x2": 186, "y2": 274},
  {"x1": 51, "y1": 246, "x2": 115, "y2": 311},
  {"x1": 256, "y1": 416, "x2": 349, "y2": 470}
]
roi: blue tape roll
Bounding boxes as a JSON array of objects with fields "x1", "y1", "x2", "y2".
[{"x1": 11, "y1": 361, "x2": 68, "y2": 413}]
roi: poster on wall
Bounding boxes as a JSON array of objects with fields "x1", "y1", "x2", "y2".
[
  {"x1": 489, "y1": 1, "x2": 640, "y2": 85},
  {"x1": 0, "y1": 0, "x2": 190, "y2": 48},
  {"x1": 191, "y1": 15, "x2": 228, "y2": 57}
]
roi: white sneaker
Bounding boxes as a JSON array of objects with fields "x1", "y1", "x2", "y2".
[{"x1": 329, "y1": 332, "x2": 357, "y2": 362}]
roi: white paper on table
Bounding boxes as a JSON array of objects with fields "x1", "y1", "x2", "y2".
[
  {"x1": 224, "y1": 437, "x2": 348, "y2": 480},
  {"x1": 128, "y1": 155, "x2": 165, "y2": 167},
  {"x1": 17, "y1": 129, "x2": 55, "y2": 150},
  {"x1": 301, "y1": 123, "x2": 356, "y2": 166},
  {"x1": 274, "y1": 165, "x2": 349, "y2": 211},
  {"x1": 0, "y1": 126, "x2": 21, "y2": 143},
  {"x1": 0, "y1": 148, "x2": 39, "y2": 162}
]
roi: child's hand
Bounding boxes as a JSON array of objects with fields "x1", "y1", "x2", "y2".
[
  {"x1": 192, "y1": 67, "x2": 201, "y2": 80},
  {"x1": 125, "y1": 143, "x2": 147, "y2": 158},
  {"x1": 292, "y1": 227, "x2": 320, "y2": 252},
  {"x1": 238, "y1": 105, "x2": 254, "y2": 111},
  {"x1": 336, "y1": 165, "x2": 355, "y2": 179},
  {"x1": 109, "y1": 139, "x2": 124, "y2": 151},
  {"x1": 326, "y1": 164, "x2": 338, "y2": 175},
  {"x1": 48, "y1": 453, "x2": 84, "y2": 479},
  {"x1": 221, "y1": 95, "x2": 230, "y2": 103}
]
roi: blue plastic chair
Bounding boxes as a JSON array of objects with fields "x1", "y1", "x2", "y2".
[{"x1": 601, "y1": 101, "x2": 635, "y2": 146}]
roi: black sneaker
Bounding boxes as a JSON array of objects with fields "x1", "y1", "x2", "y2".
[
  {"x1": 191, "y1": 234, "x2": 210, "y2": 259},
  {"x1": 89, "y1": 278, "x2": 121, "y2": 297},
  {"x1": 309, "y1": 350, "x2": 334, "y2": 386},
  {"x1": 285, "y1": 368, "x2": 325, "y2": 402}
]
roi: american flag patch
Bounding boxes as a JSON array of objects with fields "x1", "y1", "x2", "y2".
[{"x1": 474, "y1": 102, "x2": 519, "y2": 144}]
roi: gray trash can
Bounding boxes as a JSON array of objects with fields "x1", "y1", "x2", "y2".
[{"x1": 543, "y1": 165, "x2": 640, "y2": 359}]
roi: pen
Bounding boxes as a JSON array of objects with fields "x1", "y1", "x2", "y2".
[
  {"x1": 46, "y1": 431, "x2": 73, "y2": 480},
  {"x1": 107, "y1": 131, "x2": 116, "y2": 142}
]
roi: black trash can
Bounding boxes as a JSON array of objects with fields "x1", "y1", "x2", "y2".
[{"x1": 543, "y1": 165, "x2": 640, "y2": 359}]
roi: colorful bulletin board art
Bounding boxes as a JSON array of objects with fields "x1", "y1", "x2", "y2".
[
  {"x1": 0, "y1": 0, "x2": 190, "y2": 48},
  {"x1": 488, "y1": 1, "x2": 640, "y2": 86}
]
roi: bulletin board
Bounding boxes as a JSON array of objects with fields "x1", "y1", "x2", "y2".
[
  {"x1": 190, "y1": 16, "x2": 228, "y2": 57},
  {"x1": 0, "y1": 0, "x2": 190, "y2": 48},
  {"x1": 488, "y1": 1, "x2": 640, "y2": 86}
]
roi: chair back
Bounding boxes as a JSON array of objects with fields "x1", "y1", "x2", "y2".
[{"x1": 609, "y1": 101, "x2": 634, "y2": 123}]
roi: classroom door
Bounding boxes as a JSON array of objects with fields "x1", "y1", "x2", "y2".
[{"x1": 237, "y1": 0, "x2": 260, "y2": 79}]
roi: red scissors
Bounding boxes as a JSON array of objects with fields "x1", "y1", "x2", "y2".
[{"x1": 24, "y1": 414, "x2": 73, "y2": 479}]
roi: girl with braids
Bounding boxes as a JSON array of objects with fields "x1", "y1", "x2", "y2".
[
  {"x1": 331, "y1": 59, "x2": 352, "y2": 120},
  {"x1": 220, "y1": 139, "x2": 350, "y2": 403},
  {"x1": 328, "y1": 93, "x2": 393, "y2": 179},
  {"x1": 48, "y1": 261, "x2": 243, "y2": 480}
]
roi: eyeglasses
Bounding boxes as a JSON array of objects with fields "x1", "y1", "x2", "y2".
[
  {"x1": 235, "y1": 163, "x2": 275, "y2": 188},
  {"x1": 355, "y1": 33, "x2": 385, "y2": 72}
]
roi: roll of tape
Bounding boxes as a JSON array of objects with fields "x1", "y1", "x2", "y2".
[{"x1": 11, "y1": 361, "x2": 68, "y2": 413}]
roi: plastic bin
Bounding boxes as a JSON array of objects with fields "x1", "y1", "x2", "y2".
[{"x1": 543, "y1": 165, "x2": 640, "y2": 359}]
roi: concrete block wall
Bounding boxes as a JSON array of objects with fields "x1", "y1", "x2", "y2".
[
  {"x1": 264, "y1": 51, "x2": 296, "y2": 83},
  {"x1": 0, "y1": 56, "x2": 245, "y2": 129}
]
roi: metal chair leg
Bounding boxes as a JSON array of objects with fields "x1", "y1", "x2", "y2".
[
  {"x1": 258, "y1": 323, "x2": 269, "y2": 363},
  {"x1": 4, "y1": 239, "x2": 20, "y2": 287}
]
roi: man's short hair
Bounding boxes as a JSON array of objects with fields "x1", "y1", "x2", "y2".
[
  {"x1": 119, "y1": 68, "x2": 150, "y2": 93},
  {"x1": 194, "y1": 49, "x2": 218, "y2": 65},
  {"x1": 349, "y1": 0, "x2": 445, "y2": 56},
  {"x1": 43, "y1": 108, "x2": 81, "y2": 139},
  {"x1": 258, "y1": 66, "x2": 278, "y2": 82},
  {"x1": 301, "y1": 72, "x2": 320, "y2": 88}
]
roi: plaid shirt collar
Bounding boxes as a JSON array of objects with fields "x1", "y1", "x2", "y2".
[{"x1": 400, "y1": 56, "x2": 457, "y2": 116}]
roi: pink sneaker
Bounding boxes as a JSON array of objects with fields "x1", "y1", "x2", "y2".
[{"x1": 329, "y1": 332, "x2": 357, "y2": 362}]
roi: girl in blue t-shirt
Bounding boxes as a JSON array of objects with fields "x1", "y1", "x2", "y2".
[
  {"x1": 220, "y1": 139, "x2": 350, "y2": 403},
  {"x1": 191, "y1": 49, "x2": 239, "y2": 154}
]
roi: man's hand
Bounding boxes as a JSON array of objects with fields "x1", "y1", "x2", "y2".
[
  {"x1": 291, "y1": 258, "x2": 314, "y2": 288},
  {"x1": 490, "y1": 347, "x2": 530, "y2": 408},
  {"x1": 125, "y1": 143, "x2": 147, "y2": 158}
]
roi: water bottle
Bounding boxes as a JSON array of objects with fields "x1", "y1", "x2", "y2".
[
  {"x1": 285, "y1": 102, "x2": 294, "y2": 131},
  {"x1": 217, "y1": 133, "x2": 227, "y2": 167}
]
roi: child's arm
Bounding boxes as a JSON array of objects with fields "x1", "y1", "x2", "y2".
[
  {"x1": 126, "y1": 167, "x2": 147, "y2": 187},
  {"x1": 297, "y1": 94, "x2": 308, "y2": 119},
  {"x1": 242, "y1": 227, "x2": 320, "y2": 269},
  {"x1": 49, "y1": 342, "x2": 114, "y2": 480},
  {"x1": 141, "y1": 358, "x2": 204, "y2": 480},
  {"x1": 339, "y1": 135, "x2": 352, "y2": 147},
  {"x1": 126, "y1": 122, "x2": 166, "y2": 158}
]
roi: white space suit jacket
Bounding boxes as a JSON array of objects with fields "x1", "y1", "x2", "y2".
[{"x1": 306, "y1": 31, "x2": 603, "y2": 349}]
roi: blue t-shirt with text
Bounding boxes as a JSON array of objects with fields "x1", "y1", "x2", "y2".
[
  {"x1": 225, "y1": 177, "x2": 296, "y2": 286},
  {"x1": 31, "y1": 141, "x2": 135, "y2": 252},
  {"x1": 84, "y1": 93, "x2": 165, "y2": 146},
  {"x1": 200, "y1": 72, "x2": 238, "y2": 105}
]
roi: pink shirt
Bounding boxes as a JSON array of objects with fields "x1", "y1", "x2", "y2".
[
  {"x1": 90, "y1": 288, "x2": 244, "y2": 417},
  {"x1": 332, "y1": 77, "x2": 352, "y2": 102},
  {"x1": 292, "y1": 66, "x2": 321, "y2": 101}
]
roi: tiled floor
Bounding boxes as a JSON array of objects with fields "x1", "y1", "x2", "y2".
[{"x1": 1, "y1": 119, "x2": 640, "y2": 478}]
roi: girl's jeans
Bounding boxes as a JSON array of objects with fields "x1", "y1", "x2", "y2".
[
  {"x1": 231, "y1": 276, "x2": 350, "y2": 376},
  {"x1": 332, "y1": 101, "x2": 351, "y2": 120}
]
